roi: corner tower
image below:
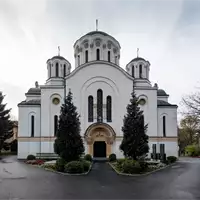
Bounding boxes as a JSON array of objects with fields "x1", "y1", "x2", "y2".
[{"x1": 46, "y1": 55, "x2": 71, "y2": 85}]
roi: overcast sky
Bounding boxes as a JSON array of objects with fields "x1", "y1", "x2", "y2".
[{"x1": 0, "y1": 0, "x2": 200, "y2": 120}]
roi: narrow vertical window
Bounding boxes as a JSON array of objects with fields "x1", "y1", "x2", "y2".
[
  {"x1": 54, "y1": 115, "x2": 58, "y2": 136},
  {"x1": 96, "y1": 49, "x2": 100, "y2": 60},
  {"x1": 97, "y1": 89, "x2": 103, "y2": 122},
  {"x1": 88, "y1": 96, "x2": 94, "y2": 122},
  {"x1": 31, "y1": 115, "x2": 34, "y2": 137},
  {"x1": 49, "y1": 64, "x2": 51, "y2": 78},
  {"x1": 132, "y1": 65, "x2": 134, "y2": 77},
  {"x1": 163, "y1": 116, "x2": 166, "y2": 137},
  {"x1": 56, "y1": 63, "x2": 59, "y2": 77},
  {"x1": 85, "y1": 50, "x2": 88, "y2": 63},
  {"x1": 106, "y1": 96, "x2": 112, "y2": 122},
  {"x1": 108, "y1": 51, "x2": 111, "y2": 62},
  {"x1": 139, "y1": 64, "x2": 142, "y2": 78},
  {"x1": 115, "y1": 56, "x2": 117, "y2": 64},
  {"x1": 78, "y1": 55, "x2": 80, "y2": 66},
  {"x1": 63, "y1": 64, "x2": 66, "y2": 77}
]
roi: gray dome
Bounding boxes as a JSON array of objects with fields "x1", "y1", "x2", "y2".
[
  {"x1": 46, "y1": 55, "x2": 67, "y2": 63},
  {"x1": 157, "y1": 89, "x2": 168, "y2": 96},
  {"x1": 26, "y1": 88, "x2": 41, "y2": 95},
  {"x1": 131, "y1": 57, "x2": 146, "y2": 62}
]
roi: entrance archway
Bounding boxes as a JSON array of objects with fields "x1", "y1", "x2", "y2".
[{"x1": 84, "y1": 122, "x2": 116, "y2": 158}]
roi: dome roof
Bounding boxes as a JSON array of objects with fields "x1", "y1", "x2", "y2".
[
  {"x1": 131, "y1": 57, "x2": 146, "y2": 62},
  {"x1": 46, "y1": 55, "x2": 67, "y2": 63},
  {"x1": 74, "y1": 30, "x2": 121, "y2": 48},
  {"x1": 157, "y1": 89, "x2": 168, "y2": 96},
  {"x1": 26, "y1": 88, "x2": 41, "y2": 95}
]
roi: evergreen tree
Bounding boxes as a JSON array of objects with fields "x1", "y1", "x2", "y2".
[
  {"x1": 54, "y1": 90, "x2": 84, "y2": 162},
  {"x1": 120, "y1": 83, "x2": 149, "y2": 160},
  {"x1": 0, "y1": 92, "x2": 13, "y2": 152}
]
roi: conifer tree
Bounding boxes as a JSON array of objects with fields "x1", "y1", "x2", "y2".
[
  {"x1": 54, "y1": 90, "x2": 84, "y2": 162},
  {"x1": 120, "y1": 83, "x2": 149, "y2": 160},
  {"x1": 0, "y1": 92, "x2": 13, "y2": 152}
]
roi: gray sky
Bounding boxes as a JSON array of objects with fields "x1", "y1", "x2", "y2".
[{"x1": 0, "y1": 0, "x2": 200, "y2": 120}]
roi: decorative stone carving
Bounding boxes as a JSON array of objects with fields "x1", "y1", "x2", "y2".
[
  {"x1": 103, "y1": 44, "x2": 106, "y2": 49},
  {"x1": 113, "y1": 48, "x2": 117, "y2": 54},
  {"x1": 84, "y1": 43, "x2": 89, "y2": 49},
  {"x1": 107, "y1": 43, "x2": 111, "y2": 49},
  {"x1": 90, "y1": 43, "x2": 94, "y2": 48},
  {"x1": 95, "y1": 41, "x2": 101, "y2": 47}
]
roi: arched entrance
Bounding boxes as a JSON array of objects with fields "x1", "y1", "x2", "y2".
[{"x1": 84, "y1": 123, "x2": 116, "y2": 158}]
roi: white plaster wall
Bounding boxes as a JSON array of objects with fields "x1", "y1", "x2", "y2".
[
  {"x1": 157, "y1": 107, "x2": 177, "y2": 137},
  {"x1": 18, "y1": 106, "x2": 41, "y2": 137},
  {"x1": 66, "y1": 62, "x2": 133, "y2": 138},
  {"x1": 26, "y1": 95, "x2": 41, "y2": 101},
  {"x1": 157, "y1": 96, "x2": 169, "y2": 102},
  {"x1": 40, "y1": 86, "x2": 64, "y2": 137}
]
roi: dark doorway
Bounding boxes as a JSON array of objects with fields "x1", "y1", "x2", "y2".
[{"x1": 93, "y1": 141, "x2": 106, "y2": 157}]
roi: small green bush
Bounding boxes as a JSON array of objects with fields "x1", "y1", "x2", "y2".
[
  {"x1": 139, "y1": 161, "x2": 148, "y2": 171},
  {"x1": 56, "y1": 158, "x2": 66, "y2": 172},
  {"x1": 84, "y1": 154, "x2": 92, "y2": 162},
  {"x1": 65, "y1": 161, "x2": 84, "y2": 174},
  {"x1": 43, "y1": 164, "x2": 57, "y2": 171},
  {"x1": 122, "y1": 160, "x2": 141, "y2": 174},
  {"x1": 167, "y1": 156, "x2": 177, "y2": 163},
  {"x1": 27, "y1": 154, "x2": 36, "y2": 160},
  {"x1": 109, "y1": 153, "x2": 117, "y2": 162},
  {"x1": 82, "y1": 160, "x2": 91, "y2": 172},
  {"x1": 185, "y1": 145, "x2": 200, "y2": 156}
]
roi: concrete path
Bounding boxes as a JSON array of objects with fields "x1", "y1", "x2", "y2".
[{"x1": 0, "y1": 156, "x2": 200, "y2": 199}]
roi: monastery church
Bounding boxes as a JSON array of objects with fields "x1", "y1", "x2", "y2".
[{"x1": 17, "y1": 26, "x2": 178, "y2": 159}]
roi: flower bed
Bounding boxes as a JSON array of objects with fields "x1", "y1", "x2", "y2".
[
  {"x1": 109, "y1": 156, "x2": 177, "y2": 176},
  {"x1": 25, "y1": 159, "x2": 45, "y2": 165}
]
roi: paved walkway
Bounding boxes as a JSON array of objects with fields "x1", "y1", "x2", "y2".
[{"x1": 0, "y1": 156, "x2": 200, "y2": 199}]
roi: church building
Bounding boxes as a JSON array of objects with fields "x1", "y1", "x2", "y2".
[{"x1": 17, "y1": 28, "x2": 178, "y2": 159}]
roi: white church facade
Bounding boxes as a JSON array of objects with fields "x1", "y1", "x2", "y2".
[{"x1": 17, "y1": 29, "x2": 178, "y2": 159}]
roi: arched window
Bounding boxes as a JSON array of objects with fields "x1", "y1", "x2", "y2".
[
  {"x1": 85, "y1": 50, "x2": 88, "y2": 63},
  {"x1": 63, "y1": 64, "x2": 66, "y2": 77},
  {"x1": 49, "y1": 64, "x2": 51, "y2": 78},
  {"x1": 97, "y1": 89, "x2": 103, "y2": 122},
  {"x1": 56, "y1": 63, "x2": 59, "y2": 77},
  {"x1": 88, "y1": 96, "x2": 94, "y2": 122},
  {"x1": 31, "y1": 115, "x2": 34, "y2": 137},
  {"x1": 96, "y1": 49, "x2": 100, "y2": 60},
  {"x1": 115, "y1": 56, "x2": 118, "y2": 64},
  {"x1": 106, "y1": 96, "x2": 112, "y2": 122},
  {"x1": 139, "y1": 64, "x2": 142, "y2": 78},
  {"x1": 108, "y1": 51, "x2": 111, "y2": 62},
  {"x1": 163, "y1": 116, "x2": 166, "y2": 137},
  {"x1": 78, "y1": 55, "x2": 80, "y2": 66},
  {"x1": 54, "y1": 115, "x2": 58, "y2": 136},
  {"x1": 132, "y1": 65, "x2": 134, "y2": 77}
]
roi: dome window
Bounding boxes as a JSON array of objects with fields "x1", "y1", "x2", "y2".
[
  {"x1": 96, "y1": 49, "x2": 100, "y2": 60},
  {"x1": 56, "y1": 63, "x2": 59, "y2": 77},
  {"x1": 139, "y1": 64, "x2": 142, "y2": 78},
  {"x1": 63, "y1": 64, "x2": 66, "y2": 77},
  {"x1": 85, "y1": 50, "x2": 88, "y2": 63},
  {"x1": 78, "y1": 55, "x2": 80, "y2": 66},
  {"x1": 108, "y1": 51, "x2": 111, "y2": 62}
]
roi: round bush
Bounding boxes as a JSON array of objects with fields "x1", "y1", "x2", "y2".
[
  {"x1": 27, "y1": 154, "x2": 36, "y2": 160},
  {"x1": 84, "y1": 154, "x2": 92, "y2": 162},
  {"x1": 65, "y1": 161, "x2": 84, "y2": 174},
  {"x1": 167, "y1": 156, "x2": 177, "y2": 163},
  {"x1": 122, "y1": 160, "x2": 141, "y2": 174},
  {"x1": 56, "y1": 158, "x2": 66, "y2": 172},
  {"x1": 82, "y1": 160, "x2": 91, "y2": 172},
  {"x1": 109, "y1": 153, "x2": 117, "y2": 162},
  {"x1": 139, "y1": 161, "x2": 148, "y2": 171}
]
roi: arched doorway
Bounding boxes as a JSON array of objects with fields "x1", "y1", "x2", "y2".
[
  {"x1": 84, "y1": 122, "x2": 116, "y2": 158},
  {"x1": 93, "y1": 141, "x2": 106, "y2": 157}
]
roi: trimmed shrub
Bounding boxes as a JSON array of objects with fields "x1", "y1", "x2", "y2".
[
  {"x1": 109, "y1": 153, "x2": 117, "y2": 162},
  {"x1": 27, "y1": 154, "x2": 36, "y2": 160},
  {"x1": 122, "y1": 160, "x2": 141, "y2": 174},
  {"x1": 167, "y1": 156, "x2": 177, "y2": 163},
  {"x1": 82, "y1": 160, "x2": 91, "y2": 172},
  {"x1": 139, "y1": 161, "x2": 148, "y2": 171},
  {"x1": 56, "y1": 158, "x2": 66, "y2": 172},
  {"x1": 185, "y1": 145, "x2": 200, "y2": 157},
  {"x1": 65, "y1": 161, "x2": 84, "y2": 174},
  {"x1": 84, "y1": 154, "x2": 92, "y2": 162},
  {"x1": 43, "y1": 164, "x2": 57, "y2": 171}
]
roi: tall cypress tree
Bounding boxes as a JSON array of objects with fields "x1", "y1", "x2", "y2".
[
  {"x1": 120, "y1": 83, "x2": 149, "y2": 160},
  {"x1": 54, "y1": 89, "x2": 84, "y2": 162},
  {"x1": 0, "y1": 92, "x2": 13, "y2": 152}
]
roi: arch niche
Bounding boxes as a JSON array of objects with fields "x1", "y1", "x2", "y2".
[{"x1": 84, "y1": 123, "x2": 116, "y2": 158}]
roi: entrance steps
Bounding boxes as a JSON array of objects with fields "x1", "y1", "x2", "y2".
[{"x1": 92, "y1": 157, "x2": 108, "y2": 163}]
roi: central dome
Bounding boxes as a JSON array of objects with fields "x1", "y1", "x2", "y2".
[{"x1": 73, "y1": 30, "x2": 121, "y2": 68}]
